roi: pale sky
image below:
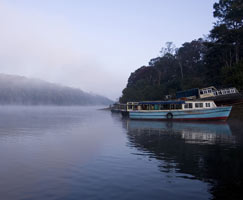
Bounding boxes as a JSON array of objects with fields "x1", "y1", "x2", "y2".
[{"x1": 0, "y1": 0, "x2": 216, "y2": 100}]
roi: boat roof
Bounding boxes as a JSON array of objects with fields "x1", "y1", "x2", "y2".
[
  {"x1": 200, "y1": 86, "x2": 217, "y2": 90},
  {"x1": 127, "y1": 100, "x2": 215, "y2": 105},
  {"x1": 138, "y1": 100, "x2": 185, "y2": 105}
]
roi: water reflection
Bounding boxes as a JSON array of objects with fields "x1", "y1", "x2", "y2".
[
  {"x1": 124, "y1": 119, "x2": 243, "y2": 200},
  {"x1": 126, "y1": 120, "x2": 235, "y2": 145}
]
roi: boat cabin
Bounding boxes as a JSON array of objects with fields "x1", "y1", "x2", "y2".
[
  {"x1": 111, "y1": 103, "x2": 127, "y2": 112},
  {"x1": 213, "y1": 88, "x2": 238, "y2": 96},
  {"x1": 127, "y1": 100, "x2": 216, "y2": 111},
  {"x1": 176, "y1": 86, "x2": 239, "y2": 100},
  {"x1": 176, "y1": 88, "x2": 199, "y2": 100},
  {"x1": 199, "y1": 86, "x2": 217, "y2": 98}
]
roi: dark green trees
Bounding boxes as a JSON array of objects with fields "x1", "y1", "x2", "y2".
[
  {"x1": 213, "y1": 0, "x2": 243, "y2": 65},
  {"x1": 120, "y1": 0, "x2": 243, "y2": 103},
  {"x1": 120, "y1": 40, "x2": 207, "y2": 103},
  {"x1": 205, "y1": 0, "x2": 243, "y2": 87},
  {"x1": 176, "y1": 39, "x2": 206, "y2": 87}
]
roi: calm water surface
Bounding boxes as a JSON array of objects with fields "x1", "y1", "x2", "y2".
[{"x1": 0, "y1": 105, "x2": 243, "y2": 200}]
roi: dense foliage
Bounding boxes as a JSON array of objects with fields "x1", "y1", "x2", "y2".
[
  {"x1": 0, "y1": 74, "x2": 113, "y2": 105},
  {"x1": 120, "y1": 0, "x2": 243, "y2": 103}
]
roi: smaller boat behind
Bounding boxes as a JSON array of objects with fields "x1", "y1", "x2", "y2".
[
  {"x1": 175, "y1": 86, "x2": 243, "y2": 106},
  {"x1": 126, "y1": 100, "x2": 232, "y2": 121},
  {"x1": 110, "y1": 103, "x2": 127, "y2": 113}
]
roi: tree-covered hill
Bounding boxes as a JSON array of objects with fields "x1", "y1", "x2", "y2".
[
  {"x1": 120, "y1": 0, "x2": 243, "y2": 103},
  {"x1": 0, "y1": 74, "x2": 113, "y2": 105}
]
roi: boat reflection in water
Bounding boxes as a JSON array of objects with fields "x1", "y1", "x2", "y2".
[
  {"x1": 126, "y1": 120, "x2": 235, "y2": 145},
  {"x1": 124, "y1": 120, "x2": 242, "y2": 200}
]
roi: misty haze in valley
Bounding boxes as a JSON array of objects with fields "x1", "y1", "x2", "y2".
[{"x1": 0, "y1": 74, "x2": 113, "y2": 105}]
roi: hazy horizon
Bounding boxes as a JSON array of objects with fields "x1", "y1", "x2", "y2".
[{"x1": 0, "y1": 0, "x2": 215, "y2": 100}]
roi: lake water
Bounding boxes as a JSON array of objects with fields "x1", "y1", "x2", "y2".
[{"x1": 0, "y1": 106, "x2": 243, "y2": 200}]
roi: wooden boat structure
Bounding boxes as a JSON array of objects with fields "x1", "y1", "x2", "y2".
[
  {"x1": 110, "y1": 86, "x2": 239, "y2": 121},
  {"x1": 122, "y1": 100, "x2": 232, "y2": 121},
  {"x1": 110, "y1": 103, "x2": 127, "y2": 113},
  {"x1": 176, "y1": 86, "x2": 243, "y2": 106}
]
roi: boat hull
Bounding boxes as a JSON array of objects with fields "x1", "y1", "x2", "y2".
[{"x1": 129, "y1": 106, "x2": 232, "y2": 121}]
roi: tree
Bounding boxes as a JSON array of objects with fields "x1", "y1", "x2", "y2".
[
  {"x1": 160, "y1": 42, "x2": 177, "y2": 56},
  {"x1": 176, "y1": 39, "x2": 206, "y2": 80},
  {"x1": 204, "y1": 0, "x2": 243, "y2": 86},
  {"x1": 211, "y1": 0, "x2": 243, "y2": 64}
]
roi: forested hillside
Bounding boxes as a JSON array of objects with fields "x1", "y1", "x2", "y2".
[
  {"x1": 120, "y1": 0, "x2": 243, "y2": 103},
  {"x1": 0, "y1": 74, "x2": 113, "y2": 105}
]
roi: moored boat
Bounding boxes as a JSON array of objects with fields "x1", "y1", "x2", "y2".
[
  {"x1": 126, "y1": 100, "x2": 232, "y2": 121},
  {"x1": 110, "y1": 103, "x2": 127, "y2": 113},
  {"x1": 175, "y1": 86, "x2": 243, "y2": 106}
]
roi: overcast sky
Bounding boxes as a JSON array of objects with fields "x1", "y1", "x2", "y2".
[{"x1": 0, "y1": 0, "x2": 216, "y2": 100}]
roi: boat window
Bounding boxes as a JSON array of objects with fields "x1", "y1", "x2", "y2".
[
  {"x1": 195, "y1": 103, "x2": 203, "y2": 108},
  {"x1": 200, "y1": 90, "x2": 203, "y2": 94},
  {"x1": 208, "y1": 89, "x2": 212, "y2": 93},
  {"x1": 170, "y1": 104, "x2": 175, "y2": 109},
  {"x1": 205, "y1": 103, "x2": 211, "y2": 107},
  {"x1": 141, "y1": 105, "x2": 146, "y2": 110},
  {"x1": 170, "y1": 104, "x2": 182, "y2": 109},
  {"x1": 154, "y1": 105, "x2": 159, "y2": 110},
  {"x1": 184, "y1": 103, "x2": 193, "y2": 109},
  {"x1": 164, "y1": 104, "x2": 170, "y2": 110}
]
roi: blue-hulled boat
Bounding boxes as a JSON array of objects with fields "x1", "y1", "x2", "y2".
[{"x1": 126, "y1": 100, "x2": 232, "y2": 121}]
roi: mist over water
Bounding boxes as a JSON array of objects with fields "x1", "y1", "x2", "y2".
[
  {"x1": 0, "y1": 74, "x2": 113, "y2": 105},
  {"x1": 0, "y1": 105, "x2": 242, "y2": 200}
]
